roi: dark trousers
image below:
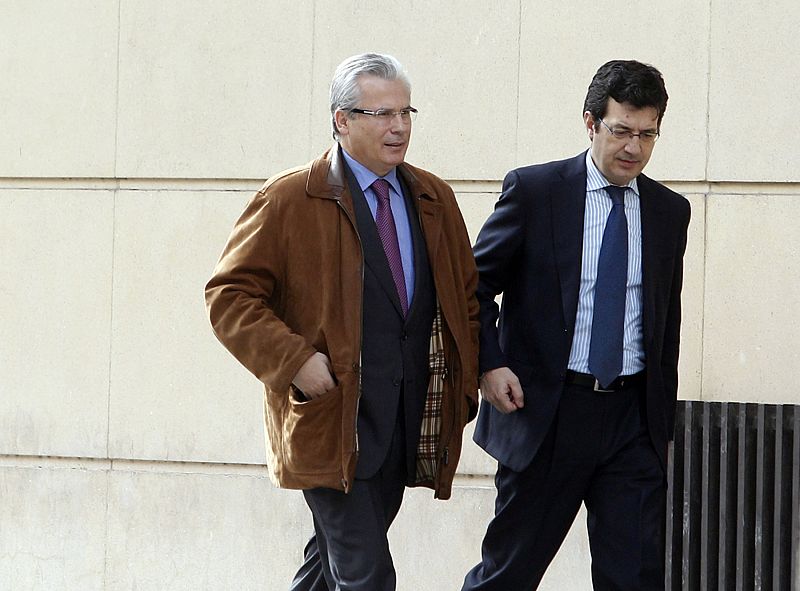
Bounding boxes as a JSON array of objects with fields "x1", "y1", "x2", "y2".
[
  {"x1": 463, "y1": 382, "x2": 666, "y2": 591},
  {"x1": 289, "y1": 416, "x2": 407, "y2": 591}
]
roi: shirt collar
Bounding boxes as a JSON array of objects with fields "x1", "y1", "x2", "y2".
[
  {"x1": 584, "y1": 149, "x2": 639, "y2": 196},
  {"x1": 340, "y1": 146, "x2": 402, "y2": 196}
]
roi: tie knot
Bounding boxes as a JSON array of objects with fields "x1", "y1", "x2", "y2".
[
  {"x1": 372, "y1": 178, "x2": 391, "y2": 202},
  {"x1": 605, "y1": 185, "x2": 626, "y2": 206}
]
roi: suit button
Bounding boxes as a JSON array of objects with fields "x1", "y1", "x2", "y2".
[{"x1": 393, "y1": 379, "x2": 401, "y2": 387}]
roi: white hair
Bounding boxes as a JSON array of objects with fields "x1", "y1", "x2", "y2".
[{"x1": 329, "y1": 53, "x2": 411, "y2": 140}]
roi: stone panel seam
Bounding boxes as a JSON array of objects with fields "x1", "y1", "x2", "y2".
[
  {"x1": 705, "y1": 0, "x2": 714, "y2": 181},
  {"x1": 308, "y1": 0, "x2": 317, "y2": 160},
  {"x1": 514, "y1": 0, "x2": 522, "y2": 166},
  {"x1": 0, "y1": 455, "x2": 112, "y2": 470},
  {"x1": 0, "y1": 454, "x2": 499, "y2": 484},
  {"x1": 103, "y1": 180, "x2": 119, "y2": 591},
  {"x1": 101, "y1": 464, "x2": 111, "y2": 590},
  {"x1": 700, "y1": 192, "x2": 709, "y2": 401},
  {"x1": 451, "y1": 474, "x2": 495, "y2": 488},
  {"x1": 0, "y1": 454, "x2": 268, "y2": 476},
  {"x1": 113, "y1": 0, "x2": 122, "y2": 182},
  {"x1": 2, "y1": 179, "x2": 798, "y2": 194},
  {"x1": 106, "y1": 190, "x2": 116, "y2": 461}
]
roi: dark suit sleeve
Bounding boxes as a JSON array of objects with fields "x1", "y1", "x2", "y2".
[
  {"x1": 662, "y1": 200, "x2": 691, "y2": 434},
  {"x1": 473, "y1": 169, "x2": 528, "y2": 374}
]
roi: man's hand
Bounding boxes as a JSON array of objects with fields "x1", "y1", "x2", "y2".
[
  {"x1": 480, "y1": 367, "x2": 524, "y2": 414},
  {"x1": 292, "y1": 352, "x2": 336, "y2": 400}
]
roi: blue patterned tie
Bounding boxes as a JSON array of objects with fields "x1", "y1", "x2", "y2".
[{"x1": 588, "y1": 185, "x2": 628, "y2": 388}]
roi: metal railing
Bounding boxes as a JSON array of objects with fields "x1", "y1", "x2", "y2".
[{"x1": 666, "y1": 401, "x2": 800, "y2": 590}]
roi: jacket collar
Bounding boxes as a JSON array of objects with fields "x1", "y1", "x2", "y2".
[{"x1": 306, "y1": 144, "x2": 439, "y2": 203}]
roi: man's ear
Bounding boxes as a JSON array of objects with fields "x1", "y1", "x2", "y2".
[
  {"x1": 583, "y1": 111, "x2": 595, "y2": 141},
  {"x1": 334, "y1": 110, "x2": 350, "y2": 137}
]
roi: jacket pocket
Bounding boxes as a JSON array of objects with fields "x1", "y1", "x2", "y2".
[{"x1": 281, "y1": 384, "x2": 343, "y2": 475}]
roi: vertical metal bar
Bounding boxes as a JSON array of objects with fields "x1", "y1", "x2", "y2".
[
  {"x1": 682, "y1": 401, "x2": 694, "y2": 588},
  {"x1": 771, "y1": 406, "x2": 783, "y2": 591},
  {"x1": 792, "y1": 408, "x2": 799, "y2": 591},
  {"x1": 719, "y1": 402, "x2": 730, "y2": 590},
  {"x1": 760, "y1": 406, "x2": 776, "y2": 591},
  {"x1": 701, "y1": 403, "x2": 711, "y2": 590},
  {"x1": 707, "y1": 402, "x2": 722, "y2": 591},
  {"x1": 736, "y1": 404, "x2": 746, "y2": 591},
  {"x1": 754, "y1": 405, "x2": 765, "y2": 590},
  {"x1": 666, "y1": 434, "x2": 675, "y2": 591}
]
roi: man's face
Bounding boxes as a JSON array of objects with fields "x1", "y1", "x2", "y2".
[
  {"x1": 584, "y1": 98, "x2": 659, "y2": 185},
  {"x1": 335, "y1": 75, "x2": 412, "y2": 177}
]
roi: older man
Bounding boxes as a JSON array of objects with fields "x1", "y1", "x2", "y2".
[{"x1": 206, "y1": 53, "x2": 479, "y2": 591}]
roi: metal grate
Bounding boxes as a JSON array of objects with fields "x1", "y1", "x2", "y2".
[{"x1": 666, "y1": 401, "x2": 800, "y2": 590}]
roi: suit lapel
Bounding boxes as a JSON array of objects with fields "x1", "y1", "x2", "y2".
[
  {"x1": 398, "y1": 174, "x2": 431, "y2": 323},
  {"x1": 638, "y1": 175, "x2": 665, "y2": 349},
  {"x1": 399, "y1": 165, "x2": 442, "y2": 270},
  {"x1": 417, "y1": 199, "x2": 442, "y2": 270},
  {"x1": 552, "y1": 153, "x2": 588, "y2": 330}
]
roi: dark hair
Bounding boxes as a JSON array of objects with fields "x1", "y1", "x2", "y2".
[{"x1": 583, "y1": 60, "x2": 668, "y2": 129}]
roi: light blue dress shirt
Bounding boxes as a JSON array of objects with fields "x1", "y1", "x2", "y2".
[
  {"x1": 567, "y1": 150, "x2": 646, "y2": 376},
  {"x1": 341, "y1": 148, "x2": 415, "y2": 308}
]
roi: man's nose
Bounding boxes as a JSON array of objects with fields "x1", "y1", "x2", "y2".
[
  {"x1": 388, "y1": 113, "x2": 411, "y2": 131},
  {"x1": 623, "y1": 136, "x2": 643, "y2": 153}
]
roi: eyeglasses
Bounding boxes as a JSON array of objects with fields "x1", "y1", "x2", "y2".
[
  {"x1": 598, "y1": 118, "x2": 659, "y2": 145},
  {"x1": 348, "y1": 107, "x2": 418, "y2": 123}
]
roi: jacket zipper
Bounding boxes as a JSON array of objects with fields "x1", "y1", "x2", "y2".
[{"x1": 440, "y1": 358, "x2": 456, "y2": 479}]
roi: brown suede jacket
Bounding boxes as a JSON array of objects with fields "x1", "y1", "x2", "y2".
[{"x1": 205, "y1": 146, "x2": 479, "y2": 499}]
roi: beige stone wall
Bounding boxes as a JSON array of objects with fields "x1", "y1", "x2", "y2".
[{"x1": 2, "y1": 1, "x2": 798, "y2": 589}]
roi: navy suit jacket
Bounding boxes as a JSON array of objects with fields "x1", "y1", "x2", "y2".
[{"x1": 472, "y1": 151, "x2": 690, "y2": 472}]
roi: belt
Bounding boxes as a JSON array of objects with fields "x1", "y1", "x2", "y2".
[{"x1": 564, "y1": 370, "x2": 645, "y2": 392}]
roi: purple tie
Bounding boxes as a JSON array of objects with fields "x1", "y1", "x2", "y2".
[{"x1": 372, "y1": 178, "x2": 408, "y2": 316}]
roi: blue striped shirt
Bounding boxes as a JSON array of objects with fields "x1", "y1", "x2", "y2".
[
  {"x1": 340, "y1": 148, "x2": 415, "y2": 307},
  {"x1": 567, "y1": 151, "x2": 645, "y2": 376}
]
